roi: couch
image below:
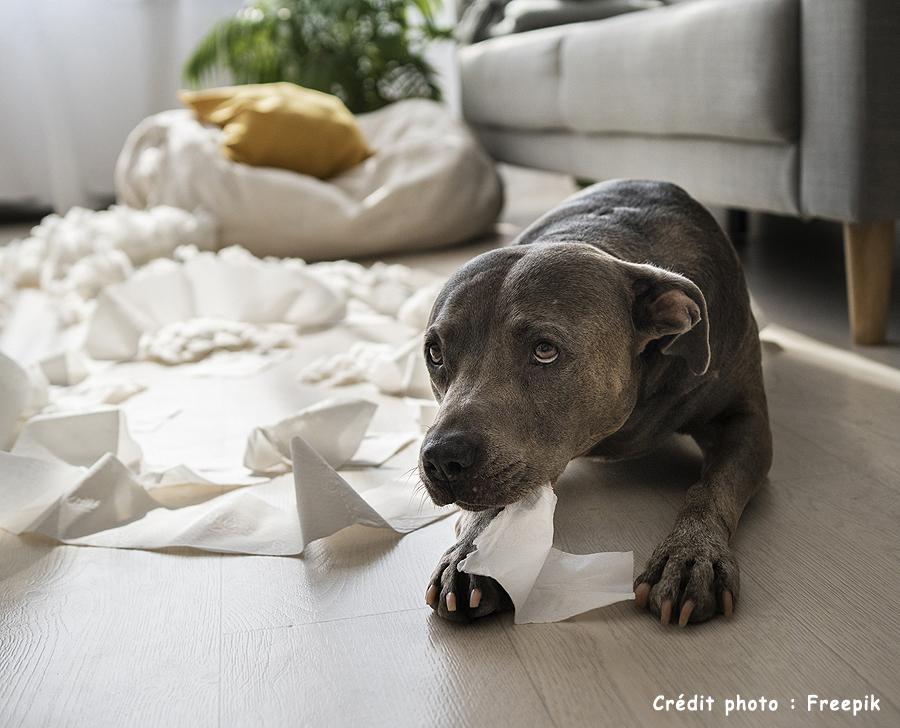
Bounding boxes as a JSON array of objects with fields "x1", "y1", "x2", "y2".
[{"x1": 458, "y1": 0, "x2": 900, "y2": 344}]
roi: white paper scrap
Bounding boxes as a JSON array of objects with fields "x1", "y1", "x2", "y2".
[
  {"x1": 290, "y1": 436, "x2": 454, "y2": 547},
  {"x1": 0, "y1": 351, "x2": 30, "y2": 449},
  {"x1": 38, "y1": 349, "x2": 89, "y2": 386},
  {"x1": 0, "y1": 452, "x2": 85, "y2": 534},
  {"x1": 346, "y1": 431, "x2": 418, "y2": 468},
  {"x1": 244, "y1": 398, "x2": 378, "y2": 474},
  {"x1": 137, "y1": 318, "x2": 295, "y2": 365},
  {"x1": 85, "y1": 250, "x2": 346, "y2": 361},
  {"x1": 117, "y1": 362, "x2": 322, "y2": 485},
  {"x1": 0, "y1": 423, "x2": 451, "y2": 555},
  {"x1": 0, "y1": 447, "x2": 308, "y2": 554},
  {"x1": 458, "y1": 487, "x2": 634, "y2": 624},
  {"x1": 298, "y1": 337, "x2": 432, "y2": 399},
  {"x1": 11, "y1": 408, "x2": 143, "y2": 471}
]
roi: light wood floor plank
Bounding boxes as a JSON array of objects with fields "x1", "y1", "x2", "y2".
[
  {"x1": 220, "y1": 609, "x2": 555, "y2": 728},
  {"x1": 763, "y1": 347, "x2": 900, "y2": 491},
  {"x1": 0, "y1": 534, "x2": 221, "y2": 728},
  {"x1": 220, "y1": 518, "x2": 457, "y2": 633}
]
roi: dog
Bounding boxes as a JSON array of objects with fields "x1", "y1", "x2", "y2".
[{"x1": 418, "y1": 179, "x2": 772, "y2": 626}]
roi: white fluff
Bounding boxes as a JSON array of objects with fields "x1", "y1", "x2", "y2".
[
  {"x1": 0, "y1": 205, "x2": 217, "y2": 304},
  {"x1": 138, "y1": 319, "x2": 296, "y2": 365},
  {"x1": 297, "y1": 337, "x2": 432, "y2": 399}
]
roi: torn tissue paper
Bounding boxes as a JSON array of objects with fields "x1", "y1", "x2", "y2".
[
  {"x1": 290, "y1": 436, "x2": 451, "y2": 547},
  {"x1": 85, "y1": 248, "x2": 346, "y2": 361},
  {"x1": 0, "y1": 352, "x2": 30, "y2": 449},
  {"x1": 0, "y1": 396, "x2": 450, "y2": 555},
  {"x1": 38, "y1": 349, "x2": 90, "y2": 386},
  {"x1": 0, "y1": 350, "x2": 49, "y2": 448},
  {"x1": 138, "y1": 318, "x2": 295, "y2": 365},
  {"x1": 0, "y1": 206, "x2": 217, "y2": 322},
  {"x1": 458, "y1": 487, "x2": 634, "y2": 624},
  {"x1": 12, "y1": 408, "x2": 143, "y2": 471},
  {"x1": 243, "y1": 398, "x2": 414, "y2": 474},
  {"x1": 298, "y1": 336, "x2": 432, "y2": 398},
  {"x1": 0, "y1": 225, "x2": 635, "y2": 624}
]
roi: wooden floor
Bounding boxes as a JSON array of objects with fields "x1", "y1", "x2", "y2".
[{"x1": 2, "y1": 169, "x2": 899, "y2": 727}]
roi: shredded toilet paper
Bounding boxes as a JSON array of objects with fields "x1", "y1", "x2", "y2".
[
  {"x1": 138, "y1": 318, "x2": 296, "y2": 365},
  {"x1": 84, "y1": 250, "x2": 347, "y2": 361},
  {"x1": 0, "y1": 206, "x2": 217, "y2": 327},
  {"x1": 0, "y1": 352, "x2": 31, "y2": 450},
  {"x1": 38, "y1": 349, "x2": 90, "y2": 386},
  {"x1": 0, "y1": 205, "x2": 217, "y2": 290},
  {"x1": 243, "y1": 398, "x2": 414, "y2": 474},
  {"x1": 0, "y1": 350, "x2": 49, "y2": 447},
  {"x1": 12, "y1": 408, "x2": 143, "y2": 471},
  {"x1": 458, "y1": 487, "x2": 634, "y2": 624},
  {"x1": 297, "y1": 337, "x2": 432, "y2": 398},
  {"x1": 0, "y1": 397, "x2": 449, "y2": 554},
  {"x1": 0, "y1": 209, "x2": 636, "y2": 623}
]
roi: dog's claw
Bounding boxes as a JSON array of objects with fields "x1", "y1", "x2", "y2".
[
  {"x1": 722, "y1": 590, "x2": 734, "y2": 617},
  {"x1": 634, "y1": 529, "x2": 740, "y2": 626},
  {"x1": 660, "y1": 599, "x2": 673, "y2": 625},
  {"x1": 427, "y1": 539, "x2": 511, "y2": 622},
  {"x1": 678, "y1": 600, "x2": 694, "y2": 627},
  {"x1": 470, "y1": 588, "x2": 481, "y2": 609},
  {"x1": 634, "y1": 582, "x2": 650, "y2": 608}
]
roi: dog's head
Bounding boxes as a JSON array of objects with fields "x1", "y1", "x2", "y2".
[{"x1": 417, "y1": 243, "x2": 709, "y2": 510}]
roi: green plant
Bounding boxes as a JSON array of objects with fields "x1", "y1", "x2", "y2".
[{"x1": 183, "y1": 0, "x2": 452, "y2": 114}]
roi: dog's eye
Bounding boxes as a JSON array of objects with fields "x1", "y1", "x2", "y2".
[
  {"x1": 427, "y1": 344, "x2": 443, "y2": 366},
  {"x1": 533, "y1": 341, "x2": 559, "y2": 364}
]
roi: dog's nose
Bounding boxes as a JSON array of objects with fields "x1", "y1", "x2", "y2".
[{"x1": 422, "y1": 433, "x2": 480, "y2": 483}]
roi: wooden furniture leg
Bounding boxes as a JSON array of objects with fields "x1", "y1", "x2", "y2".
[{"x1": 843, "y1": 221, "x2": 895, "y2": 345}]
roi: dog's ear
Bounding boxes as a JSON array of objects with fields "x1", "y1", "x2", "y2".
[{"x1": 627, "y1": 263, "x2": 710, "y2": 375}]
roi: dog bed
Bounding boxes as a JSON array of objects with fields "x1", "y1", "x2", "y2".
[{"x1": 115, "y1": 99, "x2": 503, "y2": 260}]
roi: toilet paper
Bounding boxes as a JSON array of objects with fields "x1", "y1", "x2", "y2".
[{"x1": 458, "y1": 487, "x2": 634, "y2": 624}]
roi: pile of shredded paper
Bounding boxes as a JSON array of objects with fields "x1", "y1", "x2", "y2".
[{"x1": 0, "y1": 205, "x2": 633, "y2": 624}]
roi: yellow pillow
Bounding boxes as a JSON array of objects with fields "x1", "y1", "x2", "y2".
[{"x1": 179, "y1": 82, "x2": 373, "y2": 180}]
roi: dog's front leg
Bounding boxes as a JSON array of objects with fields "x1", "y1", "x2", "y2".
[
  {"x1": 425, "y1": 508, "x2": 512, "y2": 622},
  {"x1": 635, "y1": 402, "x2": 772, "y2": 625}
]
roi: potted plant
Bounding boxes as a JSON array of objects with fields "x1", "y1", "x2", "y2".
[{"x1": 183, "y1": 0, "x2": 452, "y2": 114}]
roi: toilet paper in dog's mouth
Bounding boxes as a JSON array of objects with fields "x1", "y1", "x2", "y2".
[{"x1": 457, "y1": 486, "x2": 634, "y2": 624}]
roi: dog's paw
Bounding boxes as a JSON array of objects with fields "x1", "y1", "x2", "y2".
[
  {"x1": 425, "y1": 542, "x2": 511, "y2": 623},
  {"x1": 633, "y1": 525, "x2": 739, "y2": 627}
]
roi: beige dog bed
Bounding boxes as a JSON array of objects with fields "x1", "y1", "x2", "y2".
[{"x1": 116, "y1": 99, "x2": 503, "y2": 260}]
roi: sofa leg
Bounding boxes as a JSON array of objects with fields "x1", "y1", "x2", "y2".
[{"x1": 843, "y1": 221, "x2": 895, "y2": 345}]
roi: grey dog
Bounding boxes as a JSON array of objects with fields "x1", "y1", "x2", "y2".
[{"x1": 418, "y1": 179, "x2": 772, "y2": 627}]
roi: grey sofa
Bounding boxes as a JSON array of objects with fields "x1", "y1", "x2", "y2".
[{"x1": 459, "y1": 0, "x2": 900, "y2": 344}]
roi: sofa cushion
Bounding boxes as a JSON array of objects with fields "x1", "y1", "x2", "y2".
[
  {"x1": 461, "y1": 0, "x2": 799, "y2": 144},
  {"x1": 461, "y1": 27, "x2": 568, "y2": 130}
]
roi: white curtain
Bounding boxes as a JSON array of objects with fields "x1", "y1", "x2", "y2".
[{"x1": 0, "y1": 0, "x2": 242, "y2": 212}]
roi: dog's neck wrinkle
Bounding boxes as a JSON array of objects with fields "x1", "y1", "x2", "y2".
[{"x1": 598, "y1": 354, "x2": 696, "y2": 437}]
